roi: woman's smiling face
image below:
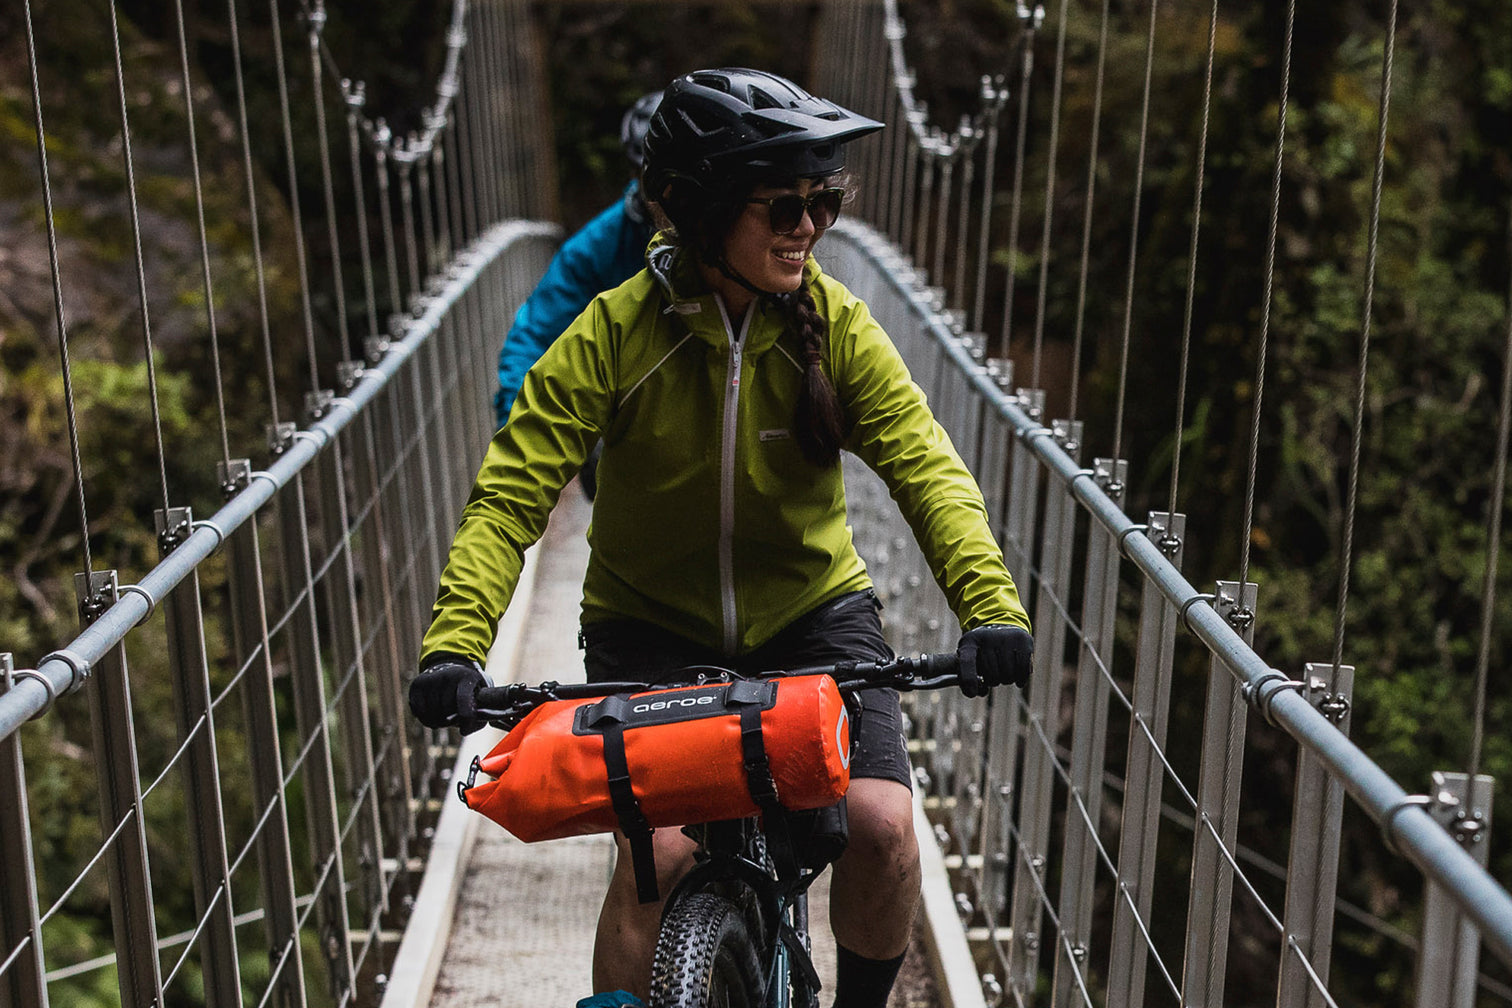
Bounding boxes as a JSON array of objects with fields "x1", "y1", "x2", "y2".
[{"x1": 705, "y1": 177, "x2": 837, "y2": 313}]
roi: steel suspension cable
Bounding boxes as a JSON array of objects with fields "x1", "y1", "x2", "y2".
[
  {"x1": 306, "y1": 2, "x2": 354, "y2": 359},
  {"x1": 226, "y1": 0, "x2": 283, "y2": 430},
  {"x1": 107, "y1": 1, "x2": 173, "y2": 514},
  {"x1": 25, "y1": 0, "x2": 94, "y2": 579},
  {"x1": 1066, "y1": 0, "x2": 1112, "y2": 424},
  {"x1": 1332, "y1": 0, "x2": 1398, "y2": 675},
  {"x1": 1238, "y1": 0, "x2": 1296, "y2": 591},
  {"x1": 344, "y1": 87, "x2": 383, "y2": 350},
  {"x1": 269, "y1": 0, "x2": 322, "y2": 392},
  {"x1": 1168, "y1": 0, "x2": 1221, "y2": 518},
  {"x1": 1029, "y1": 0, "x2": 1072, "y2": 391},
  {"x1": 1110, "y1": 0, "x2": 1161, "y2": 464},
  {"x1": 173, "y1": 0, "x2": 233, "y2": 468},
  {"x1": 996, "y1": 8, "x2": 1042, "y2": 357},
  {"x1": 1468, "y1": 212, "x2": 1512, "y2": 782}
]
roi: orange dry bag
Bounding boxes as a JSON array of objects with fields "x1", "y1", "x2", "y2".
[{"x1": 460, "y1": 675, "x2": 851, "y2": 844}]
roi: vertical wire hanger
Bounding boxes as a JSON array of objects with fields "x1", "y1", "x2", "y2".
[
  {"x1": 1168, "y1": 0, "x2": 1221, "y2": 521},
  {"x1": 107, "y1": 1, "x2": 176, "y2": 517},
  {"x1": 1332, "y1": 0, "x2": 1398, "y2": 676},
  {"x1": 1109, "y1": 0, "x2": 1162, "y2": 465},
  {"x1": 172, "y1": 0, "x2": 234, "y2": 472},
  {"x1": 1238, "y1": 0, "x2": 1297, "y2": 592},
  {"x1": 25, "y1": 0, "x2": 95, "y2": 583}
]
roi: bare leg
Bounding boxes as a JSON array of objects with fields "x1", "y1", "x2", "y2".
[
  {"x1": 828, "y1": 778, "x2": 920, "y2": 958},
  {"x1": 592, "y1": 828, "x2": 700, "y2": 997}
]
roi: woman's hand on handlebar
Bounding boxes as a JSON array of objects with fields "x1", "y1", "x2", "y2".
[
  {"x1": 409, "y1": 655, "x2": 490, "y2": 735},
  {"x1": 956, "y1": 624, "x2": 1034, "y2": 697}
]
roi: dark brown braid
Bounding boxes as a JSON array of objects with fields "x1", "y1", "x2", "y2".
[{"x1": 788, "y1": 283, "x2": 847, "y2": 466}]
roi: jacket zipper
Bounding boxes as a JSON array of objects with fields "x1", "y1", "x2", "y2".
[{"x1": 717, "y1": 299, "x2": 751, "y2": 654}]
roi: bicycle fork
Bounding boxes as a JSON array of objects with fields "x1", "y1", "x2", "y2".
[{"x1": 767, "y1": 893, "x2": 822, "y2": 1008}]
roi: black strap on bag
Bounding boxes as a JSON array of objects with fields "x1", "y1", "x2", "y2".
[
  {"x1": 589, "y1": 696, "x2": 661, "y2": 904},
  {"x1": 727, "y1": 680, "x2": 800, "y2": 882}
]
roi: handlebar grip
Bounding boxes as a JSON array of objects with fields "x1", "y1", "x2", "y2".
[
  {"x1": 917, "y1": 651, "x2": 959, "y2": 677},
  {"x1": 474, "y1": 684, "x2": 521, "y2": 709}
]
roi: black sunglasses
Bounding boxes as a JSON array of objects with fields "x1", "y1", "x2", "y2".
[{"x1": 745, "y1": 187, "x2": 846, "y2": 234}]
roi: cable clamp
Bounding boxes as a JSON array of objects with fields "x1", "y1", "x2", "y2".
[
  {"x1": 37, "y1": 648, "x2": 92, "y2": 698},
  {"x1": 1242, "y1": 669, "x2": 1304, "y2": 728},
  {"x1": 1382, "y1": 794, "x2": 1436, "y2": 857},
  {"x1": 10, "y1": 670, "x2": 59, "y2": 720},
  {"x1": 117, "y1": 584, "x2": 158, "y2": 627},
  {"x1": 1178, "y1": 593, "x2": 1218, "y2": 635},
  {"x1": 191, "y1": 519, "x2": 227, "y2": 554},
  {"x1": 1115, "y1": 524, "x2": 1150, "y2": 562}
]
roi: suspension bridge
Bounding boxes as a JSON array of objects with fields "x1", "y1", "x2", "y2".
[{"x1": 2, "y1": 0, "x2": 1511, "y2": 1006}]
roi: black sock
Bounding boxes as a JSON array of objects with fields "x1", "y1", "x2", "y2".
[{"x1": 832, "y1": 943, "x2": 906, "y2": 1008}]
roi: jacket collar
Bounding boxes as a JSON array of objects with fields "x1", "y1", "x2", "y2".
[{"x1": 645, "y1": 235, "x2": 821, "y2": 353}]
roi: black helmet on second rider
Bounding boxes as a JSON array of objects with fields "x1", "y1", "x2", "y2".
[
  {"x1": 642, "y1": 68, "x2": 883, "y2": 235},
  {"x1": 620, "y1": 90, "x2": 663, "y2": 171}
]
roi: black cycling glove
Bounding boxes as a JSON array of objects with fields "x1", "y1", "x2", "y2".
[
  {"x1": 956, "y1": 624, "x2": 1034, "y2": 698},
  {"x1": 409, "y1": 655, "x2": 489, "y2": 734}
]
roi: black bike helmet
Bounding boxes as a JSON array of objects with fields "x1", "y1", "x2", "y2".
[
  {"x1": 620, "y1": 91, "x2": 663, "y2": 171},
  {"x1": 642, "y1": 68, "x2": 883, "y2": 201}
]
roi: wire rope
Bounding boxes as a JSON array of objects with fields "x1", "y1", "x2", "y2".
[
  {"x1": 25, "y1": 0, "x2": 94, "y2": 579},
  {"x1": 172, "y1": 0, "x2": 233, "y2": 468},
  {"x1": 306, "y1": 2, "x2": 353, "y2": 356},
  {"x1": 1066, "y1": 0, "x2": 1112, "y2": 423},
  {"x1": 269, "y1": 0, "x2": 321, "y2": 392},
  {"x1": 997, "y1": 10, "x2": 1041, "y2": 358},
  {"x1": 106, "y1": 1, "x2": 174, "y2": 515},
  {"x1": 1110, "y1": 0, "x2": 1161, "y2": 464},
  {"x1": 1469, "y1": 211, "x2": 1512, "y2": 782},
  {"x1": 1332, "y1": 0, "x2": 1398, "y2": 674},
  {"x1": 1029, "y1": 0, "x2": 1072, "y2": 391},
  {"x1": 226, "y1": 0, "x2": 283, "y2": 430},
  {"x1": 1239, "y1": 0, "x2": 1296, "y2": 590},
  {"x1": 1168, "y1": 0, "x2": 1221, "y2": 519}
]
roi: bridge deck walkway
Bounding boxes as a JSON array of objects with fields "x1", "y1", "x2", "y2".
[{"x1": 388, "y1": 484, "x2": 948, "y2": 1008}]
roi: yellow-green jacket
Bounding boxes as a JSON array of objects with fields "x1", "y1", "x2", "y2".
[{"x1": 421, "y1": 241, "x2": 1029, "y2": 664}]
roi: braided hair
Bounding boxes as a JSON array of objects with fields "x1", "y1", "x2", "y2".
[{"x1": 784, "y1": 283, "x2": 847, "y2": 466}]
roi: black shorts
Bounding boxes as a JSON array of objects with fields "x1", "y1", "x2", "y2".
[{"x1": 581, "y1": 589, "x2": 912, "y2": 789}]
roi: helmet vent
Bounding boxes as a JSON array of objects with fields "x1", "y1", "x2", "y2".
[{"x1": 749, "y1": 87, "x2": 784, "y2": 110}]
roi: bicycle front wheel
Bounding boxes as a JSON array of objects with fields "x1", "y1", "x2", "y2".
[{"x1": 649, "y1": 893, "x2": 765, "y2": 1008}]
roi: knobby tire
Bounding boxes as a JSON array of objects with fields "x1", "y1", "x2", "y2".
[{"x1": 649, "y1": 892, "x2": 764, "y2": 1008}]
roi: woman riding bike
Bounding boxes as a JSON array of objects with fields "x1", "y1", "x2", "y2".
[{"x1": 409, "y1": 67, "x2": 1034, "y2": 1008}]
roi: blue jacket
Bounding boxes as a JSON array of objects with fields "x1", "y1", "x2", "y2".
[{"x1": 494, "y1": 183, "x2": 653, "y2": 427}]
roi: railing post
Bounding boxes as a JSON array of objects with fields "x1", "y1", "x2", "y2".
[
  {"x1": 306, "y1": 402, "x2": 388, "y2": 938},
  {"x1": 1050, "y1": 458, "x2": 1126, "y2": 1007},
  {"x1": 1414, "y1": 771, "x2": 1494, "y2": 1008},
  {"x1": 1277, "y1": 661, "x2": 1354, "y2": 1008},
  {"x1": 0, "y1": 653, "x2": 48, "y2": 1008},
  {"x1": 156, "y1": 506, "x2": 243, "y2": 1006},
  {"x1": 76, "y1": 569, "x2": 166, "y2": 1006},
  {"x1": 337, "y1": 376, "x2": 419, "y2": 906},
  {"x1": 1003, "y1": 389, "x2": 1045, "y2": 610},
  {"x1": 221, "y1": 460, "x2": 309, "y2": 1008},
  {"x1": 1105, "y1": 512, "x2": 1186, "y2": 1008},
  {"x1": 1179, "y1": 580, "x2": 1258, "y2": 1007},
  {"x1": 275, "y1": 468, "x2": 358, "y2": 999},
  {"x1": 1007, "y1": 419, "x2": 1082, "y2": 996}
]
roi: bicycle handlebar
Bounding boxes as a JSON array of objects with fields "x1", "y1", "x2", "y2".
[{"x1": 472, "y1": 651, "x2": 960, "y2": 730}]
